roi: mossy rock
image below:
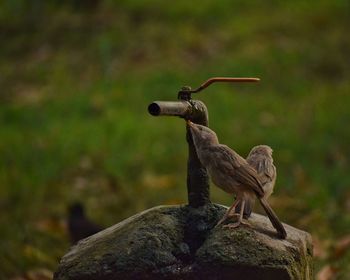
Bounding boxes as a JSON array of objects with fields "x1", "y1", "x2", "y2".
[{"x1": 54, "y1": 204, "x2": 313, "y2": 280}]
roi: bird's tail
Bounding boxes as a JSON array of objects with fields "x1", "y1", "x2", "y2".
[{"x1": 258, "y1": 197, "x2": 287, "y2": 239}]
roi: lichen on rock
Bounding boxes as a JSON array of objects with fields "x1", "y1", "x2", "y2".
[{"x1": 54, "y1": 204, "x2": 313, "y2": 280}]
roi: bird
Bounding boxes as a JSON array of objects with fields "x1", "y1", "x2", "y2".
[
  {"x1": 186, "y1": 120, "x2": 286, "y2": 239},
  {"x1": 236, "y1": 145, "x2": 277, "y2": 218},
  {"x1": 67, "y1": 202, "x2": 103, "y2": 244}
]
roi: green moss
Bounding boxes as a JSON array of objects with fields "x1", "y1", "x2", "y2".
[{"x1": 55, "y1": 205, "x2": 313, "y2": 280}]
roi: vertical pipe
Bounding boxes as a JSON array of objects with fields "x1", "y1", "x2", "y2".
[
  {"x1": 185, "y1": 100, "x2": 210, "y2": 207},
  {"x1": 148, "y1": 99, "x2": 210, "y2": 207}
]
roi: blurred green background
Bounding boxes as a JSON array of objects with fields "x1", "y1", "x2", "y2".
[{"x1": 1, "y1": 0, "x2": 350, "y2": 279}]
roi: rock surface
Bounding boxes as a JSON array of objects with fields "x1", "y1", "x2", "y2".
[{"x1": 54, "y1": 204, "x2": 313, "y2": 280}]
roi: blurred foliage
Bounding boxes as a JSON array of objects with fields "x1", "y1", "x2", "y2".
[{"x1": 0, "y1": 0, "x2": 350, "y2": 279}]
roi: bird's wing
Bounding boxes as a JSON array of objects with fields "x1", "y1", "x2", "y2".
[
  {"x1": 211, "y1": 145, "x2": 265, "y2": 197},
  {"x1": 260, "y1": 157, "x2": 276, "y2": 180},
  {"x1": 248, "y1": 154, "x2": 276, "y2": 182},
  {"x1": 235, "y1": 165, "x2": 265, "y2": 197}
]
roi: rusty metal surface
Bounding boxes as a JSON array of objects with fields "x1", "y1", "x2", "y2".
[
  {"x1": 185, "y1": 100, "x2": 210, "y2": 207},
  {"x1": 148, "y1": 77, "x2": 260, "y2": 207},
  {"x1": 178, "y1": 77, "x2": 260, "y2": 98},
  {"x1": 148, "y1": 101, "x2": 192, "y2": 117},
  {"x1": 148, "y1": 99, "x2": 210, "y2": 207}
]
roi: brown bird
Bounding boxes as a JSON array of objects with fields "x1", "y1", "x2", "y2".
[
  {"x1": 236, "y1": 145, "x2": 277, "y2": 218},
  {"x1": 187, "y1": 121, "x2": 286, "y2": 239}
]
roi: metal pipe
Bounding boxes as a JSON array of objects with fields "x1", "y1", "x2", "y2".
[
  {"x1": 148, "y1": 99, "x2": 210, "y2": 207},
  {"x1": 184, "y1": 100, "x2": 210, "y2": 207},
  {"x1": 178, "y1": 77, "x2": 260, "y2": 95},
  {"x1": 148, "y1": 101, "x2": 192, "y2": 117}
]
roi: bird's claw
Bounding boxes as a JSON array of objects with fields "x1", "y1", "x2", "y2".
[
  {"x1": 240, "y1": 219, "x2": 251, "y2": 227},
  {"x1": 223, "y1": 222, "x2": 241, "y2": 229},
  {"x1": 223, "y1": 219, "x2": 251, "y2": 229},
  {"x1": 215, "y1": 213, "x2": 241, "y2": 228}
]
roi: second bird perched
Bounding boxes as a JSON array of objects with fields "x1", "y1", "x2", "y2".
[
  {"x1": 187, "y1": 120, "x2": 286, "y2": 239},
  {"x1": 236, "y1": 145, "x2": 277, "y2": 218}
]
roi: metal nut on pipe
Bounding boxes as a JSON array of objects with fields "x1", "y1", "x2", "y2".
[{"x1": 148, "y1": 101, "x2": 192, "y2": 117}]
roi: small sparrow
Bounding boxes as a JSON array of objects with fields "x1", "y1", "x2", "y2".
[
  {"x1": 187, "y1": 121, "x2": 286, "y2": 239},
  {"x1": 236, "y1": 145, "x2": 277, "y2": 218},
  {"x1": 68, "y1": 202, "x2": 103, "y2": 244}
]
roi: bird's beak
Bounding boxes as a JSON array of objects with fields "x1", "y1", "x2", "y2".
[
  {"x1": 187, "y1": 120, "x2": 197, "y2": 131},
  {"x1": 186, "y1": 120, "x2": 198, "y2": 134}
]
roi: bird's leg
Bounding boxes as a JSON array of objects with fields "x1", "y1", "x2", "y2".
[
  {"x1": 223, "y1": 200, "x2": 250, "y2": 229},
  {"x1": 216, "y1": 199, "x2": 241, "y2": 227}
]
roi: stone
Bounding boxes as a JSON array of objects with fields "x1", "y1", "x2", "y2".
[{"x1": 54, "y1": 204, "x2": 313, "y2": 280}]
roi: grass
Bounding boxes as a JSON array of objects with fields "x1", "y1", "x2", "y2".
[{"x1": 0, "y1": 0, "x2": 350, "y2": 278}]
